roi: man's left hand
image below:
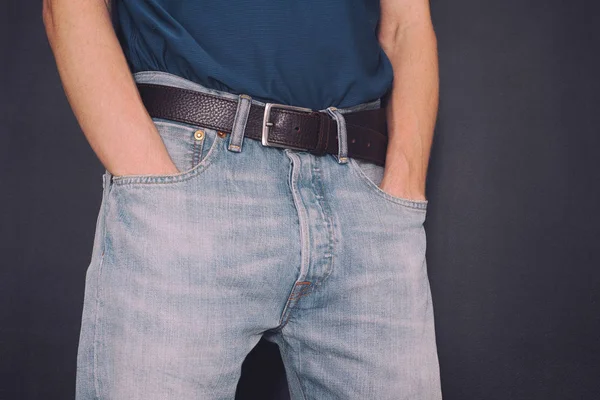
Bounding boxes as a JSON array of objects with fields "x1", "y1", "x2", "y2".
[{"x1": 379, "y1": 170, "x2": 427, "y2": 201}]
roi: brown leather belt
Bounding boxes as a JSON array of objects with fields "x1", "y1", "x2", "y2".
[{"x1": 136, "y1": 83, "x2": 389, "y2": 166}]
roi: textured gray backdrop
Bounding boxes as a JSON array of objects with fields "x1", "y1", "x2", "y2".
[{"x1": 2, "y1": 0, "x2": 599, "y2": 399}]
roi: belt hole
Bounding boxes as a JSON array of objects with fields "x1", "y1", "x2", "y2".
[{"x1": 350, "y1": 137, "x2": 356, "y2": 144}]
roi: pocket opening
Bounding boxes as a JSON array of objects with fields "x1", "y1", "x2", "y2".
[
  {"x1": 348, "y1": 157, "x2": 428, "y2": 211},
  {"x1": 110, "y1": 118, "x2": 224, "y2": 186}
]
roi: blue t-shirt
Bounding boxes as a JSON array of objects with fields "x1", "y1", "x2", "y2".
[{"x1": 113, "y1": 0, "x2": 393, "y2": 110}]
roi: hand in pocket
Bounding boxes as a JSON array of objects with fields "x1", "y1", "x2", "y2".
[{"x1": 104, "y1": 125, "x2": 181, "y2": 178}]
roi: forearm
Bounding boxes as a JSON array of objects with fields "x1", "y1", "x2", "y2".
[
  {"x1": 378, "y1": 16, "x2": 439, "y2": 200},
  {"x1": 42, "y1": 0, "x2": 175, "y2": 176}
]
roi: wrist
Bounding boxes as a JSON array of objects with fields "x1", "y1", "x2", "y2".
[{"x1": 381, "y1": 157, "x2": 427, "y2": 201}]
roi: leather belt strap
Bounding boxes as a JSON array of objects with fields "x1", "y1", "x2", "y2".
[{"x1": 136, "y1": 83, "x2": 389, "y2": 166}]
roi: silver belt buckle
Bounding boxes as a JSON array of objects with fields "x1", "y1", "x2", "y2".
[{"x1": 261, "y1": 102, "x2": 314, "y2": 150}]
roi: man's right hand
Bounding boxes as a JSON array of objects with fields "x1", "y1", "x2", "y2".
[
  {"x1": 108, "y1": 147, "x2": 181, "y2": 178},
  {"x1": 43, "y1": 0, "x2": 173, "y2": 178},
  {"x1": 101, "y1": 122, "x2": 181, "y2": 177}
]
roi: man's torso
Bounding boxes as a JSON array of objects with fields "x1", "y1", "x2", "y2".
[{"x1": 112, "y1": 0, "x2": 394, "y2": 110}]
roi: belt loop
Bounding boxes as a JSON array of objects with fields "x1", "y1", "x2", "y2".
[
  {"x1": 325, "y1": 106, "x2": 348, "y2": 164},
  {"x1": 102, "y1": 170, "x2": 112, "y2": 191},
  {"x1": 228, "y1": 94, "x2": 252, "y2": 153}
]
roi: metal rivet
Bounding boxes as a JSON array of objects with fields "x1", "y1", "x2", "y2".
[
  {"x1": 217, "y1": 131, "x2": 227, "y2": 138},
  {"x1": 194, "y1": 130, "x2": 204, "y2": 140}
]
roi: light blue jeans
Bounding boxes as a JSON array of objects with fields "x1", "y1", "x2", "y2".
[{"x1": 76, "y1": 71, "x2": 442, "y2": 399}]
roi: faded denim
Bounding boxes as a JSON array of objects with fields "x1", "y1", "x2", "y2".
[{"x1": 75, "y1": 71, "x2": 442, "y2": 399}]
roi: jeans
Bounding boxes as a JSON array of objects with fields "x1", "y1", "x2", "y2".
[{"x1": 75, "y1": 71, "x2": 442, "y2": 399}]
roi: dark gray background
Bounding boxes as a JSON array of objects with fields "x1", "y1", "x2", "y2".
[{"x1": 2, "y1": 0, "x2": 599, "y2": 399}]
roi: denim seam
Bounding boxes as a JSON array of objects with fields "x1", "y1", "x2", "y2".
[
  {"x1": 309, "y1": 163, "x2": 335, "y2": 287},
  {"x1": 274, "y1": 282, "x2": 312, "y2": 332},
  {"x1": 275, "y1": 298, "x2": 294, "y2": 331},
  {"x1": 272, "y1": 151, "x2": 312, "y2": 332},
  {"x1": 286, "y1": 151, "x2": 311, "y2": 282},
  {"x1": 92, "y1": 174, "x2": 112, "y2": 399},
  {"x1": 192, "y1": 132, "x2": 205, "y2": 169}
]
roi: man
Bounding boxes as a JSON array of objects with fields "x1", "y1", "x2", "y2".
[{"x1": 43, "y1": 0, "x2": 441, "y2": 398}]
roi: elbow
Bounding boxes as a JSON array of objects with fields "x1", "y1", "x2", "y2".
[{"x1": 378, "y1": 21, "x2": 437, "y2": 56}]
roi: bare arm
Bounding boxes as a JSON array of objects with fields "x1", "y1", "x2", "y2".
[
  {"x1": 377, "y1": 0, "x2": 439, "y2": 201},
  {"x1": 42, "y1": 0, "x2": 178, "y2": 176}
]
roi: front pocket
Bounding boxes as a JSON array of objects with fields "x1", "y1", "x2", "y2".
[
  {"x1": 111, "y1": 118, "x2": 224, "y2": 186},
  {"x1": 348, "y1": 157, "x2": 428, "y2": 211}
]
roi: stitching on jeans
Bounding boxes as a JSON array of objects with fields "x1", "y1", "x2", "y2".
[
  {"x1": 308, "y1": 163, "x2": 335, "y2": 287},
  {"x1": 287, "y1": 282, "x2": 313, "y2": 300},
  {"x1": 192, "y1": 134, "x2": 205, "y2": 168},
  {"x1": 275, "y1": 281, "x2": 313, "y2": 331},
  {"x1": 92, "y1": 175, "x2": 111, "y2": 398},
  {"x1": 322, "y1": 178, "x2": 338, "y2": 285}
]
